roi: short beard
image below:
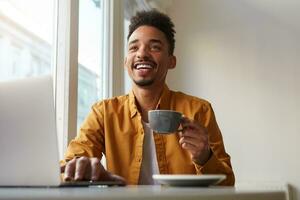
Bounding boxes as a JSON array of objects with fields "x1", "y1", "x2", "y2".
[{"x1": 133, "y1": 79, "x2": 154, "y2": 87}]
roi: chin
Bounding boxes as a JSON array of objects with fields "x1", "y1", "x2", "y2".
[{"x1": 134, "y1": 79, "x2": 155, "y2": 87}]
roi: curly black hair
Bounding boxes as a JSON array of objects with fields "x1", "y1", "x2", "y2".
[{"x1": 127, "y1": 9, "x2": 176, "y2": 55}]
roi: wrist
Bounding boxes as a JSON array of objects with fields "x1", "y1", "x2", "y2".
[{"x1": 193, "y1": 147, "x2": 212, "y2": 166}]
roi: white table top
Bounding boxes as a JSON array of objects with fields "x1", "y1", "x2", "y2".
[{"x1": 0, "y1": 185, "x2": 286, "y2": 200}]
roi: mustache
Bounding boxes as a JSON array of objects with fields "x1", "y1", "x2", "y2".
[{"x1": 133, "y1": 59, "x2": 157, "y2": 68}]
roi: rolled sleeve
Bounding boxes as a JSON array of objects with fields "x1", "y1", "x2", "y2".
[{"x1": 61, "y1": 102, "x2": 105, "y2": 165}]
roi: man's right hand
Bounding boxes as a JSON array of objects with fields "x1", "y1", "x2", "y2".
[{"x1": 60, "y1": 157, "x2": 126, "y2": 184}]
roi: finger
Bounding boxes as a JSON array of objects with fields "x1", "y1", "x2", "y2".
[
  {"x1": 109, "y1": 174, "x2": 127, "y2": 185},
  {"x1": 182, "y1": 129, "x2": 208, "y2": 142},
  {"x1": 90, "y1": 158, "x2": 102, "y2": 181},
  {"x1": 182, "y1": 127, "x2": 208, "y2": 139},
  {"x1": 181, "y1": 142, "x2": 198, "y2": 152},
  {"x1": 60, "y1": 165, "x2": 65, "y2": 173},
  {"x1": 98, "y1": 168, "x2": 127, "y2": 185},
  {"x1": 74, "y1": 157, "x2": 90, "y2": 181},
  {"x1": 64, "y1": 158, "x2": 76, "y2": 181},
  {"x1": 179, "y1": 136, "x2": 207, "y2": 149},
  {"x1": 181, "y1": 116, "x2": 196, "y2": 127},
  {"x1": 178, "y1": 131, "x2": 183, "y2": 137},
  {"x1": 181, "y1": 117, "x2": 203, "y2": 130},
  {"x1": 104, "y1": 172, "x2": 127, "y2": 185},
  {"x1": 181, "y1": 130, "x2": 202, "y2": 140},
  {"x1": 181, "y1": 142, "x2": 201, "y2": 160}
]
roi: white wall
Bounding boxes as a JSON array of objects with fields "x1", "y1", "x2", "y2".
[{"x1": 167, "y1": 0, "x2": 300, "y2": 199}]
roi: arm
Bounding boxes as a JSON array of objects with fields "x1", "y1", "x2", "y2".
[
  {"x1": 179, "y1": 103, "x2": 235, "y2": 186},
  {"x1": 60, "y1": 102, "x2": 125, "y2": 184},
  {"x1": 62, "y1": 103, "x2": 105, "y2": 164}
]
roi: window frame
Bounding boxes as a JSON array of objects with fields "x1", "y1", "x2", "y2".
[
  {"x1": 54, "y1": 0, "x2": 124, "y2": 159},
  {"x1": 54, "y1": 0, "x2": 79, "y2": 158},
  {"x1": 103, "y1": 0, "x2": 124, "y2": 98}
]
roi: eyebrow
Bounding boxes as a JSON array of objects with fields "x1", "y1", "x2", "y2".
[
  {"x1": 128, "y1": 39, "x2": 163, "y2": 46},
  {"x1": 128, "y1": 39, "x2": 138, "y2": 46},
  {"x1": 149, "y1": 39, "x2": 163, "y2": 44}
]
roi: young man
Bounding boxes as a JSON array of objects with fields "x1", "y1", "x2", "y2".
[{"x1": 61, "y1": 10, "x2": 235, "y2": 185}]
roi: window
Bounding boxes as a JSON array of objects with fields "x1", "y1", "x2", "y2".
[
  {"x1": 0, "y1": 0, "x2": 125, "y2": 159},
  {"x1": 77, "y1": 0, "x2": 103, "y2": 129},
  {"x1": 0, "y1": 0, "x2": 54, "y2": 81},
  {"x1": 76, "y1": 0, "x2": 125, "y2": 131}
]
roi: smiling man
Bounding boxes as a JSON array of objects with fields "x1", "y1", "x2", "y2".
[{"x1": 61, "y1": 9, "x2": 235, "y2": 186}]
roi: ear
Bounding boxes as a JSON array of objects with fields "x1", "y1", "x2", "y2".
[{"x1": 168, "y1": 55, "x2": 176, "y2": 69}]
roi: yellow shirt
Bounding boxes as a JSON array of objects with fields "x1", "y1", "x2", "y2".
[{"x1": 62, "y1": 85, "x2": 235, "y2": 185}]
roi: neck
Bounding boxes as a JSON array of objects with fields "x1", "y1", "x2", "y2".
[{"x1": 132, "y1": 85, "x2": 164, "y2": 122}]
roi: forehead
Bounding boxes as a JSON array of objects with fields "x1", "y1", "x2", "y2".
[{"x1": 128, "y1": 25, "x2": 168, "y2": 44}]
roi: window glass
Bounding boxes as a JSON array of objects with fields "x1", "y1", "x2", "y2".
[
  {"x1": 77, "y1": 0, "x2": 103, "y2": 129},
  {"x1": 0, "y1": 0, "x2": 54, "y2": 81}
]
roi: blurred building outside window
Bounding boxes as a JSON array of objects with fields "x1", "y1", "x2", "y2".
[{"x1": 0, "y1": 0, "x2": 105, "y2": 134}]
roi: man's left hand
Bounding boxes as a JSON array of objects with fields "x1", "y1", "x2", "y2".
[{"x1": 179, "y1": 117, "x2": 212, "y2": 165}]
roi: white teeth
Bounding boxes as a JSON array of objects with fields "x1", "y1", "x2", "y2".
[{"x1": 136, "y1": 64, "x2": 152, "y2": 69}]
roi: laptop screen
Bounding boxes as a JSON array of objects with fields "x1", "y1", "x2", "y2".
[{"x1": 0, "y1": 76, "x2": 61, "y2": 186}]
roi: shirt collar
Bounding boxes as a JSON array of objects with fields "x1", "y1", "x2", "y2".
[
  {"x1": 129, "y1": 90, "x2": 138, "y2": 118},
  {"x1": 129, "y1": 84, "x2": 172, "y2": 118},
  {"x1": 155, "y1": 84, "x2": 171, "y2": 110}
]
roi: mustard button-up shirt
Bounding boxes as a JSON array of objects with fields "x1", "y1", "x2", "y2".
[{"x1": 62, "y1": 85, "x2": 235, "y2": 185}]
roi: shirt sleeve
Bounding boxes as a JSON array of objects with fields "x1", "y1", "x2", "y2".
[
  {"x1": 193, "y1": 103, "x2": 235, "y2": 186},
  {"x1": 60, "y1": 102, "x2": 105, "y2": 166}
]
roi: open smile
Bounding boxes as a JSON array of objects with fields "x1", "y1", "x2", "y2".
[
  {"x1": 133, "y1": 61, "x2": 156, "y2": 70},
  {"x1": 133, "y1": 61, "x2": 157, "y2": 77}
]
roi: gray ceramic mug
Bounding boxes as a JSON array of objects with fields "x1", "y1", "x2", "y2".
[{"x1": 148, "y1": 110, "x2": 183, "y2": 134}]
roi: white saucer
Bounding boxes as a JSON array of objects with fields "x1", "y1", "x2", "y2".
[{"x1": 152, "y1": 174, "x2": 226, "y2": 187}]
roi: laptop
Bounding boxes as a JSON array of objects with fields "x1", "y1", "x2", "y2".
[{"x1": 0, "y1": 75, "x2": 123, "y2": 187}]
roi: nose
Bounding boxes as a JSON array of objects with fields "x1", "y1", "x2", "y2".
[{"x1": 136, "y1": 46, "x2": 150, "y2": 59}]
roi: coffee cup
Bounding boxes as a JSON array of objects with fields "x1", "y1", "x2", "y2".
[{"x1": 148, "y1": 110, "x2": 183, "y2": 134}]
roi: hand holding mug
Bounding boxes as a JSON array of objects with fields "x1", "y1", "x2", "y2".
[
  {"x1": 179, "y1": 117, "x2": 212, "y2": 165},
  {"x1": 148, "y1": 110, "x2": 212, "y2": 165}
]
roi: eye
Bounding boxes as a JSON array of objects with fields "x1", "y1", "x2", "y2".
[
  {"x1": 150, "y1": 44, "x2": 162, "y2": 51},
  {"x1": 129, "y1": 45, "x2": 138, "y2": 52}
]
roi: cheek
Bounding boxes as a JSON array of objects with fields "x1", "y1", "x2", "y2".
[
  {"x1": 125, "y1": 55, "x2": 135, "y2": 67},
  {"x1": 155, "y1": 53, "x2": 170, "y2": 64},
  {"x1": 158, "y1": 58, "x2": 171, "y2": 69}
]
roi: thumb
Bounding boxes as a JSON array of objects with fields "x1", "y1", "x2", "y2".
[
  {"x1": 102, "y1": 171, "x2": 127, "y2": 185},
  {"x1": 109, "y1": 174, "x2": 127, "y2": 185},
  {"x1": 60, "y1": 165, "x2": 66, "y2": 173}
]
